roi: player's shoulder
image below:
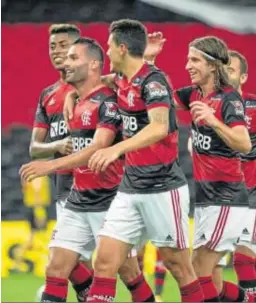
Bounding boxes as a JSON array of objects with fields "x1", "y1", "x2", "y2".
[
  {"x1": 93, "y1": 85, "x2": 117, "y2": 104},
  {"x1": 221, "y1": 87, "x2": 243, "y2": 103},
  {"x1": 40, "y1": 81, "x2": 60, "y2": 101},
  {"x1": 175, "y1": 85, "x2": 196, "y2": 95},
  {"x1": 243, "y1": 92, "x2": 256, "y2": 102}
]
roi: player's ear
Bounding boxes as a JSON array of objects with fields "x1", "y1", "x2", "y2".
[
  {"x1": 240, "y1": 73, "x2": 248, "y2": 85},
  {"x1": 90, "y1": 60, "x2": 100, "y2": 71}
]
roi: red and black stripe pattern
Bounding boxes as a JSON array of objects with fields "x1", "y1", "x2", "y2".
[
  {"x1": 241, "y1": 92, "x2": 256, "y2": 208},
  {"x1": 175, "y1": 86, "x2": 248, "y2": 206},
  {"x1": 66, "y1": 86, "x2": 123, "y2": 212},
  {"x1": 115, "y1": 63, "x2": 187, "y2": 194}
]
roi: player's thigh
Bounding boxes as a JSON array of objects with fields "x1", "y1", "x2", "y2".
[
  {"x1": 237, "y1": 208, "x2": 256, "y2": 256},
  {"x1": 99, "y1": 191, "x2": 144, "y2": 246},
  {"x1": 194, "y1": 205, "x2": 248, "y2": 253},
  {"x1": 49, "y1": 207, "x2": 94, "y2": 256},
  {"x1": 138, "y1": 185, "x2": 190, "y2": 249}
]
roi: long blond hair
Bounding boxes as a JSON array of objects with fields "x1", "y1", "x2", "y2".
[{"x1": 189, "y1": 36, "x2": 231, "y2": 90}]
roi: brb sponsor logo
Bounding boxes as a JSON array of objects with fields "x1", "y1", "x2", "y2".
[
  {"x1": 50, "y1": 120, "x2": 68, "y2": 138},
  {"x1": 72, "y1": 137, "x2": 93, "y2": 152},
  {"x1": 121, "y1": 114, "x2": 138, "y2": 132},
  {"x1": 191, "y1": 129, "x2": 212, "y2": 150}
]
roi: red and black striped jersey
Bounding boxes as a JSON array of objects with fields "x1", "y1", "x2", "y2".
[
  {"x1": 33, "y1": 80, "x2": 73, "y2": 201},
  {"x1": 175, "y1": 85, "x2": 248, "y2": 206},
  {"x1": 115, "y1": 63, "x2": 187, "y2": 193},
  {"x1": 66, "y1": 85, "x2": 123, "y2": 212},
  {"x1": 241, "y1": 92, "x2": 256, "y2": 208}
]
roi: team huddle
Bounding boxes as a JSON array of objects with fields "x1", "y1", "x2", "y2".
[{"x1": 19, "y1": 19, "x2": 256, "y2": 302}]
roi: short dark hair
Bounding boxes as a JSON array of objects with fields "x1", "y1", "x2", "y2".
[
  {"x1": 49, "y1": 24, "x2": 81, "y2": 38},
  {"x1": 109, "y1": 19, "x2": 147, "y2": 58},
  {"x1": 73, "y1": 37, "x2": 104, "y2": 70},
  {"x1": 229, "y1": 50, "x2": 248, "y2": 74}
]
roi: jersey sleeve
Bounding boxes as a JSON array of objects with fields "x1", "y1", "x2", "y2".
[
  {"x1": 174, "y1": 86, "x2": 194, "y2": 110},
  {"x1": 141, "y1": 72, "x2": 172, "y2": 110},
  {"x1": 97, "y1": 95, "x2": 121, "y2": 133},
  {"x1": 33, "y1": 92, "x2": 49, "y2": 128},
  {"x1": 222, "y1": 92, "x2": 246, "y2": 127}
]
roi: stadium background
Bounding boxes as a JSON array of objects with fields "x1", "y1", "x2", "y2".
[{"x1": 2, "y1": 0, "x2": 256, "y2": 301}]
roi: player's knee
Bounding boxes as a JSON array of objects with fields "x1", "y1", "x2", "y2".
[
  {"x1": 163, "y1": 257, "x2": 194, "y2": 284},
  {"x1": 46, "y1": 256, "x2": 72, "y2": 279},
  {"x1": 94, "y1": 251, "x2": 118, "y2": 277},
  {"x1": 119, "y1": 258, "x2": 140, "y2": 284}
]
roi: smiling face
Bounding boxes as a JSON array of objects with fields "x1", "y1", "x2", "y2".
[
  {"x1": 185, "y1": 47, "x2": 215, "y2": 86},
  {"x1": 64, "y1": 44, "x2": 90, "y2": 84},
  {"x1": 49, "y1": 33, "x2": 76, "y2": 71}
]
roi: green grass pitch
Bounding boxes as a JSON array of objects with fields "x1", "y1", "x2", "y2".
[{"x1": 2, "y1": 269, "x2": 236, "y2": 302}]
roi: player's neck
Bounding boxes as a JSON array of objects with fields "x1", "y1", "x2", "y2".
[
  {"x1": 122, "y1": 57, "x2": 145, "y2": 82},
  {"x1": 74, "y1": 77, "x2": 102, "y2": 100},
  {"x1": 200, "y1": 79, "x2": 215, "y2": 98},
  {"x1": 59, "y1": 70, "x2": 67, "y2": 82},
  {"x1": 238, "y1": 86, "x2": 243, "y2": 96}
]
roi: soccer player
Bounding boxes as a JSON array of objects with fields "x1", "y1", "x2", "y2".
[
  {"x1": 85, "y1": 19, "x2": 204, "y2": 302},
  {"x1": 30, "y1": 24, "x2": 94, "y2": 301},
  {"x1": 20, "y1": 37, "x2": 155, "y2": 303},
  {"x1": 212, "y1": 50, "x2": 256, "y2": 298},
  {"x1": 174, "y1": 36, "x2": 253, "y2": 302},
  {"x1": 227, "y1": 51, "x2": 256, "y2": 294}
]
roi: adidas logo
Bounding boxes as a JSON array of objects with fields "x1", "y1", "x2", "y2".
[
  {"x1": 165, "y1": 235, "x2": 173, "y2": 241},
  {"x1": 243, "y1": 228, "x2": 250, "y2": 235},
  {"x1": 200, "y1": 234, "x2": 206, "y2": 240}
]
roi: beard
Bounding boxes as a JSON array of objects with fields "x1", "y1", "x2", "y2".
[{"x1": 230, "y1": 79, "x2": 240, "y2": 90}]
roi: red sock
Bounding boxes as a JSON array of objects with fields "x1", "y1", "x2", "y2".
[
  {"x1": 199, "y1": 276, "x2": 220, "y2": 301},
  {"x1": 219, "y1": 281, "x2": 255, "y2": 302},
  {"x1": 126, "y1": 273, "x2": 155, "y2": 302},
  {"x1": 87, "y1": 277, "x2": 116, "y2": 302},
  {"x1": 234, "y1": 252, "x2": 256, "y2": 292},
  {"x1": 42, "y1": 276, "x2": 68, "y2": 302},
  {"x1": 69, "y1": 263, "x2": 92, "y2": 285},
  {"x1": 69, "y1": 263, "x2": 93, "y2": 301},
  {"x1": 180, "y1": 279, "x2": 204, "y2": 302},
  {"x1": 234, "y1": 253, "x2": 256, "y2": 281}
]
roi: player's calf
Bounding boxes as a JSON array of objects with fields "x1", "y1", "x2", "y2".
[
  {"x1": 87, "y1": 236, "x2": 132, "y2": 302},
  {"x1": 159, "y1": 247, "x2": 204, "y2": 302},
  {"x1": 119, "y1": 255, "x2": 155, "y2": 302},
  {"x1": 42, "y1": 247, "x2": 79, "y2": 302}
]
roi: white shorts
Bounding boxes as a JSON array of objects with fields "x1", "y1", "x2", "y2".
[
  {"x1": 99, "y1": 185, "x2": 190, "y2": 249},
  {"x1": 50, "y1": 207, "x2": 107, "y2": 261},
  {"x1": 238, "y1": 208, "x2": 256, "y2": 254},
  {"x1": 194, "y1": 206, "x2": 248, "y2": 253},
  {"x1": 56, "y1": 199, "x2": 66, "y2": 220}
]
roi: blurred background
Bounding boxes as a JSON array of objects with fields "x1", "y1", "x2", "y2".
[{"x1": 2, "y1": 0, "x2": 256, "y2": 301}]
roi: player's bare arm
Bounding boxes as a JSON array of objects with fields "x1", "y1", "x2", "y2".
[
  {"x1": 20, "y1": 127, "x2": 116, "y2": 182},
  {"x1": 30, "y1": 127, "x2": 73, "y2": 159},
  {"x1": 190, "y1": 101, "x2": 252, "y2": 153},
  {"x1": 88, "y1": 107, "x2": 169, "y2": 172}
]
